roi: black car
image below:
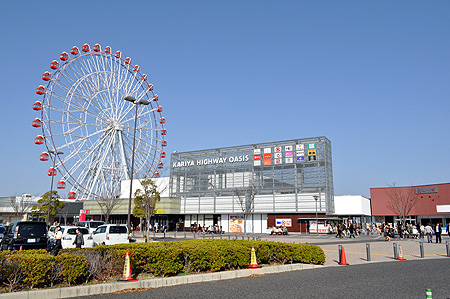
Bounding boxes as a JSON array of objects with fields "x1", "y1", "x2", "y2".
[{"x1": 0, "y1": 221, "x2": 48, "y2": 250}]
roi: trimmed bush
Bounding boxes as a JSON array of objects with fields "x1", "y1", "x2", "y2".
[{"x1": 0, "y1": 239, "x2": 324, "y2": 292}]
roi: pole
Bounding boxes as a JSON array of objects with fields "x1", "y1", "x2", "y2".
[
  {"x1": 313, "y1": 195, "x2": 319, "y2": 235},
  {"x1": 127, "y1": 104, "x2": 139, "y2": 233},
  {"x1": 366, "y1": 243, "x2": 371, "y2": 261},
  {"x1": 47, "y1": 155, "x2": 56, "y2": 226}
]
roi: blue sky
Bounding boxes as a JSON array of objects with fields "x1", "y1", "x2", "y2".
[{"x1": 1, "y1": 1, "x2": 449, "y2": 198}]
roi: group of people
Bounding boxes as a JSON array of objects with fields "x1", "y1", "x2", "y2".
[
  {"x1": 48, "y1": 222, "x2": 84, "y2": 256},
  {"x1": 379, "y1": 222, "x2": 448, "y2": 243}
]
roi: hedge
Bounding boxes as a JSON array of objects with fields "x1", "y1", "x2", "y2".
[{"x1": 0, "y1": 239, "x2": 324, "y2": 292}]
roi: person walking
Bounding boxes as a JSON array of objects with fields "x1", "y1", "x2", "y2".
[
  {"x1": 349, "y1": 223, "x2": 356, "y2": 238},
  {"x1": 72, "y1": 228, "x2": 84, "y2": 249},
  {"x1": 51, "y1": 226, "x2": 63, "y2": 256},
  {"x1": 435, "y1": 222, "x2": 442, "y2": 243},
  {"x1": 425, "y1": 223, "x2": 434, "y2": 243}
]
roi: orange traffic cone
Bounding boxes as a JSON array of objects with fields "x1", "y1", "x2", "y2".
[
  {"x1": 249, "y1": 246, "x2": 262, "y2": 269},
  {"x1": 19, "y1": 246, "x2": 23, "y2": 252},
  {"x1": 118, "y1": 252, "x2": 137, "y2": 282},
  {"x1": 339, "y1": 246, "x2": 349, "y2": 265},
  {"x1": 396, "y1": 244, "x2": 407, "y2": 261}
]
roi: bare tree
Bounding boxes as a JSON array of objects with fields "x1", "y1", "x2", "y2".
[
  {"x1": 97, "y1": 189, "x2": 122, "y2": 224},
  {"x1": 233, "y1": 182, "x2": 257, "y2": 235},
  {"x1": 386, "y1": 183, "x2": 419, "y2": 226},
  {"x1": 9, "y1": 194, "x2": 34, "y2": 220}
]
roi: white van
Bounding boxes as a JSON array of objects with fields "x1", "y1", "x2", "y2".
[
  {"x1": 92, "y1": 224, "x2": 129, "y2": 246},
  {"x1": 77, "y1": 221, "x2": 105, "y2": 234}
]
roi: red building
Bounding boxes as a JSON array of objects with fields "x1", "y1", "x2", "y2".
[{"x1": 370, "y1": 183, "x2": 450, "y2": 226}]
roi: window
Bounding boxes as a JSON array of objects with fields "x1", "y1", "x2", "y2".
[{"x1": 109, "y1": 226, "x2": 127, "y2": 234}]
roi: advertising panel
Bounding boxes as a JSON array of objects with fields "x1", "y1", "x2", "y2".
[
  {"x1": 308, "y1": 149, "x2": 316, "y2": 155},
  {"x1": 275, "y1": 158, "x2": 282, "y2": 164},
  {"x1": 296, "y1": 144, "x2": 304, "y2": 151},
  {"x1": 264, "y1": 159, "x2": 271, "y2": 165},
  {"x1": 308, "y1": 155, "x2": 317, "y2": 161},
  {"x1": 285, "y1": 157, "x2": 293, "y2": 163},
  {"x1": 285, "y1": 145, "x2": 293, "y2": 151},
  {"x1": 264, "y1": 148, "x2": 271, "y2": 153},
  {"x1": 254, "y1": 160, "x2": 261, "y2": 166},
  {"x1": 285, "y1": 152, "x2": 293, "y2": 157},
  {"x1": 297, "y1": 156, "x2": 305, "y2": 162},
  {"x1": 308, "y1": 143, "x2": 316, "y2": 149},
  {"x1": 254, "y1": 149, "x2": 261, "y2": 154},
  {"x1": 296, "y1": 151, "x2": 305, "y2": 156},
  {"x1": 254, "y1": 154, "x2": 261, "y2": 160},
  {"x1": 274, "y1": 153, "x2": 282, "y2": 159},
  {"x1": 276, "y1": 219, "x2": 292, "y2": 227},
  {"x1": 309, "y1": 220, "x2": 327, "y2": 233},
  {"x1": 264, "y1": 153, "x2": 272, "y2": 159},
  {"x1": 229, "y1": 215, "x2": 244, "y2": 233},
  {"x1": 274, "y1": 146, "x2": 282, "y2": 152}
]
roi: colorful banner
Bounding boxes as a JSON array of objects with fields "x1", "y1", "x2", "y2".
[
  {"x1": 297, "y1": 156, "x2": 305, "y2": 162},
  {"x1": 264, "y1": 159, "x2": 271, "y2": 165},
  {"x1": 285, "y1": 157, "x2": 293, "y2": 163},
  {"x1": 254, "y1": 160, "x2": 261, "y2": 166},
  {"x1": 276, "y1": 218, "x2": 292, "y2": 227},
  {"x1": 285, "y1": 151, "x2": 293, "y2": 157},
  {"x1": 254, "y1": 154, "x2": 261, "y2": 160},
  {"x1": 253, "y1": 148, "x2": 261, "y2": 154},
  {"x1": 229, "y1": 215, "x2": 244, "y2": 233},
  {"x1": 274, "y1": 153, "x2": 282, "y2": 159},
  {"x1": 296, "y1": 144, "x2": 304, "y2": 151},
  {"x1": 308, "y1": 143, "x2": 316, "y2": 149},
  {"x1": 274, "y1": 146, "x2": 282, "y2": 152},
  {"x1": 285, "y1": 145, "x2": 293, "y2": 151},
  {"x1": 275, "y1": 158, "x2": 282, "y2": 164}
]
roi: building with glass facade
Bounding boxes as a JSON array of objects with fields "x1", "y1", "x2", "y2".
[{"x1": 169, "y1": 136, "x2": 334, "y2": 233}]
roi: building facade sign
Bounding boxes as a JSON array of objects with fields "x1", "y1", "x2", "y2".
[{"x1": 415, "y1": 187, "x2": 438, "y2": 194}]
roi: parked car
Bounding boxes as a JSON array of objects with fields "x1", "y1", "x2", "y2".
[
  {"x1": 76, "y1": 221, "x2": 105, "y2": 234},
  {"x1": 48, "y1": 226, "x2": 94, "y2": 249},
  {"x1": 92, "y1": 224, "x2": 129, "y2": 246},
  {"x1": 0, "y1": 221, "x2": 48, "y2": 251},
  {"x1": 0, "y1": 226, "x2": 6, "y2": 240}
]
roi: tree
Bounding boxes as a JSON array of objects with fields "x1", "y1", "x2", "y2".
[
  {"x1": 97, "y1": 188, "x2": 122, "y2": 224},
  {"x1": 386, "y1": 183, "x2": 419, "y2": 226},
  {"x1": 31, "y1": 191, "x2": 65, "y2": 224},
  {"x1": 233, "y1": 182, "x2": 257, "y2": 235},
  {"x1": 9, "y1": 194, "x2": 34, "y2": 220},
  {"x1": 133, "y1": 178, "x2": 161, "y2": 240}
]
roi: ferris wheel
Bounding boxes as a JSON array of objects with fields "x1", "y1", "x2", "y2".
[{"x1": 32, "y1": 43, "x2": 167, "y2": 200}]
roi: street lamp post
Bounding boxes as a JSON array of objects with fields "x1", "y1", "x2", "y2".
[
  {"x1": 47, "y1": 150, "x2": 63, "y2": 226},
  {"x1": 313, "y1": 195, "x2": 319, "y2": 236},
  {"x1": 124, "y1": 96, "x2": 150, "y2": 232}
]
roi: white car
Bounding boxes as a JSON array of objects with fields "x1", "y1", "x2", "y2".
[
  {"x1": 76, "y1": 221, "x2": 105, "y2": 234},
  {"x1": 92, "y1": 224, "x2": 129, "y2": 246},
  {"x1": 49, "y1": 226, "x2": 94, "y2": 249}
]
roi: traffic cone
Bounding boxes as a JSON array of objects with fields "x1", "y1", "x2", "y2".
[
  {"x1": 339, "y1": 246, "x2": 349, "y2": 265},
  {"x1": 249, "y1": 246, "x2": 262, "y2": 269},
  {"x1": 19, "y1": 246, "x2": 23, "y2": 252},
  {"x1": 118, "y1": 252, "x2": 137, "y2": 282},
  {"x1": 396, "y1": 244, "x2": 407, "y2": 261}
]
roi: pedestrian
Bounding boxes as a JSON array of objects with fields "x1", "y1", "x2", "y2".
[
  {"x1": 72, "y1": 228, "x2": 84, "y2": 249},
  {"x1": 447, "y1": 223, "x2": 450, "y2": 238},
  {"x1": 435, "y1": 222, "x2": 442, "y2": 243},
  {"x1": 51, "y1": 226, "x2": 63, "y2": 256},
  {"x1": 349, "y1": 223, "x2": 356, "y2": 238},
  {"x1": 425, "y1": 223, "x2": 434, "y2": 243}
]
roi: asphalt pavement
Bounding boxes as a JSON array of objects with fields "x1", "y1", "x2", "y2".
[{"x1": 78, "y1": 259, "x2": 450, "y2": 299}]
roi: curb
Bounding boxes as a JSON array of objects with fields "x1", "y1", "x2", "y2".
[{"x1": 0, "y1": 263, "x2": 323, "y2": 299}]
